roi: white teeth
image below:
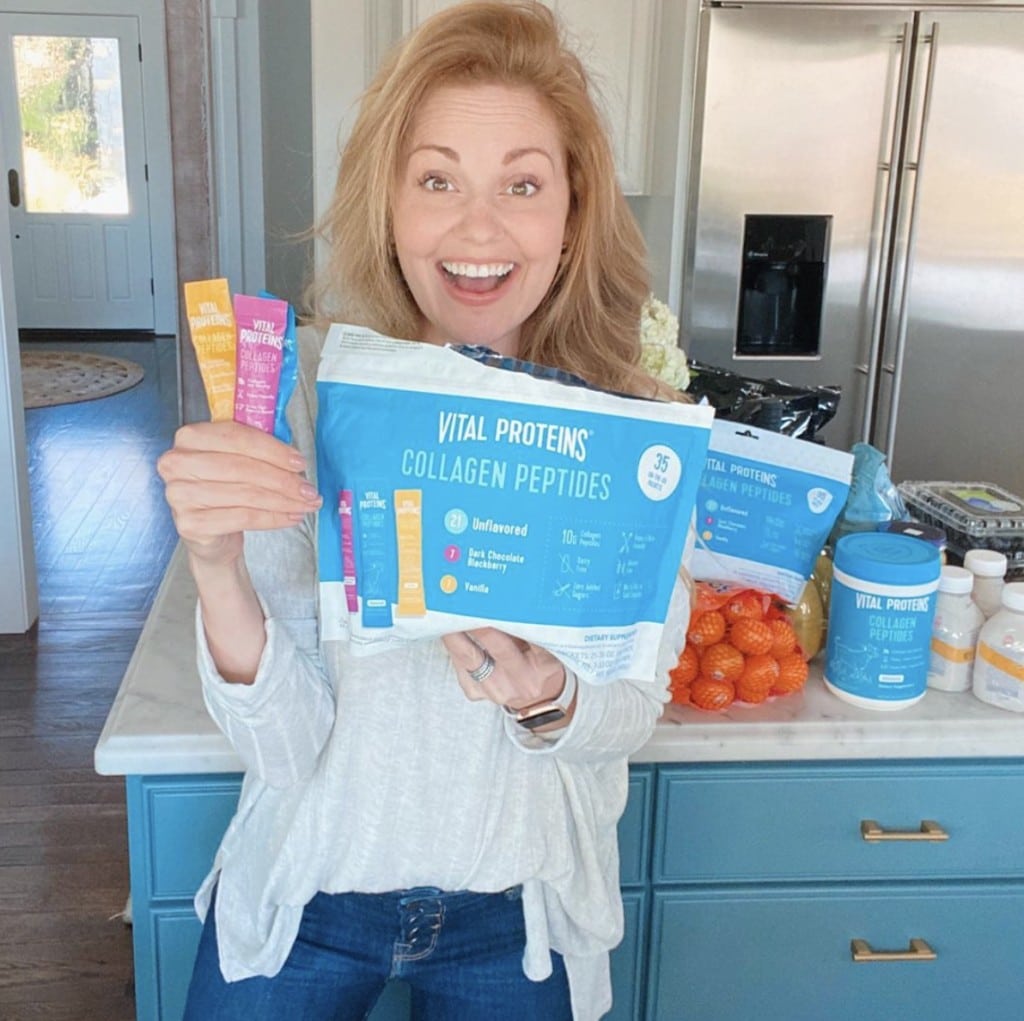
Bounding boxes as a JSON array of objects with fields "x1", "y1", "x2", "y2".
[{"x1": 441, "y1": 261, "x2": 514, "y2": 279}]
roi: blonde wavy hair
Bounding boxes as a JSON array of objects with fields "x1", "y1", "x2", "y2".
[{"x1": 312, "y1": 0, "x2": 661, "y2": 397}]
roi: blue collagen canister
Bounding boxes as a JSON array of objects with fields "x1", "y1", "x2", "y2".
[{"x1": 824, "y1": 532, "x2": 941, "y2": 710}]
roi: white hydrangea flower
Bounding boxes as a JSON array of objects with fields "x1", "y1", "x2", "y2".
[{"x1": 640, "y1": 295, "x2": 689, "y2": 390}]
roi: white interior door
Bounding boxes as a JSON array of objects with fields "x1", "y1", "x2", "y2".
[{"x1": 0, "y1": 12, "x2": 154, "y2": 330}]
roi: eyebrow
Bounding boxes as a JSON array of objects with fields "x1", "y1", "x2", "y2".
[{"x1": 408, "y1": 144, "x2": 557, "y2": 168}]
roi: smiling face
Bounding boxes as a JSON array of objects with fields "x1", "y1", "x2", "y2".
[{"x1": 391, "y1": 82, "x2": 571, "y2": 356}]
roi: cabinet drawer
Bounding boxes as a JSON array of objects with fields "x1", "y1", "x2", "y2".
[
  {"x1": 619, "y1": 766, "x2": 654, "y2": 886},
  {"x1": 648, "y1": 883, "x2": 1024, "y2": 1021},
  {"x1": 130, "y1": 774, "x2": 242, "y2": 899},
  {"x1": 653, "y1": 762, "x2": 1024, "y2": 884}
]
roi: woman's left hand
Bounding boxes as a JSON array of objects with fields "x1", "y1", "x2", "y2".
[{"x1": 442, "y1": 628, "x2": 566, "y2": 713}]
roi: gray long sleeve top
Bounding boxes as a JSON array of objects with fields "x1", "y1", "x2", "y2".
[{"x1": 193, "y1": 328, "x2": 690, "y2": 1021}]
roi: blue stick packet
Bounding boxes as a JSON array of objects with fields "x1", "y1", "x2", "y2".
[{"x1": 260, "y1": 289, "x2": 297, "y2": 444}]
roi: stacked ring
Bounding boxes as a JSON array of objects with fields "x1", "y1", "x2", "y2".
[{"x1": 468, "y1": 652, "x2": 496, "y2": 683}]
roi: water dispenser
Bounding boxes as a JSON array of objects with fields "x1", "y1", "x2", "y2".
[{"x1": 736, "y1": 214, "x2": 831, "y2": 357}]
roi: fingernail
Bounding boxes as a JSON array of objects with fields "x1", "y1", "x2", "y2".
[
  {"x1": 300, "y1": 483, "x2": 319, "y2": 500},
  {"x1": 289, "y1": 453, "x2": 307, "y2": 470}
]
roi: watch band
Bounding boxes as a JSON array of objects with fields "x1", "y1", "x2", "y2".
[{"x1": 514, "y1": 668, "x2": 577, "y2": 730}]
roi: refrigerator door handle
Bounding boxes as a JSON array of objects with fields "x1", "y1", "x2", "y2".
[
  {"x1": 855, "y1": 362, "x2": 896, "y2": 376},
  {"x1": 861, "y1": 22, "x2": 915, "y2": 444},
  {"x1": 882, "y1": 21, "x2": 940, "y2": 463}
]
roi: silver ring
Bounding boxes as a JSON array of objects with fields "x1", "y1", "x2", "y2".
[{"x1": 468, "y1": 651, "x2": 496, "y2": 684}]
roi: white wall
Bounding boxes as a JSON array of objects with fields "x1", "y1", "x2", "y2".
[
  {"x1": 625, "y1": 0, "x2": 701, "y2": 306},
  {"x1": 310, "y1": 0, "x2": 373, "y2": 252},
  {"x1": 0, "y1": 134, "x2": 38, "y2": 634},
  {"x1": 209, "y1": 0, "x2": 267, "y2": 298},
  {"x1": 259, "y1": 0, "x2": 313, "y2": 308}
]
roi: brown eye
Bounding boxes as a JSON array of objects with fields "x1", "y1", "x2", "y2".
[
  {"x1": 422, "y1": 175, "x2": 452, "y2": 193},
  {"x1": 508, "y1": 179, "x2": 538, "y2": 197}
]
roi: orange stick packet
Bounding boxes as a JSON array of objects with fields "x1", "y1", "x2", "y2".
[{"x1": 184, "y1": 278, "x2": 236, "y2": 420}]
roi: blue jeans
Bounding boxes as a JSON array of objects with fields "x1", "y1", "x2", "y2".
[{"x1": 183, "y1": 885, "x2": 573, "y2": 1020}]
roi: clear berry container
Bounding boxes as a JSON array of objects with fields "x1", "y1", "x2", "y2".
[{"x1": 898, "y1": 481, "x2": 1024, "y2": 579}]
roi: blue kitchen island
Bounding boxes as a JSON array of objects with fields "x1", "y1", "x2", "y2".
[{"x1": 96, "y1": 547, "x2": 1024, "y2": 1021}]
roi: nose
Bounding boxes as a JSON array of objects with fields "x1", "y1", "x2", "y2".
[{"x1": 456, "y1": 195, "x2": 505, "y2": 244}]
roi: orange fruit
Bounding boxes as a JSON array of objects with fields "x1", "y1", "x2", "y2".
[
  {"x1": 772, "y1": 652, "x2": 809, "y2": 695},
  {"x1": 735, "y1": 680, "x2": 772, "y2": 704},
  {"x1": 729, "y1": 618, "x2": 774, "y2": 656},
  {"x1": 722, "y1": 589, "x2": 767, "y2": 624},
  {"x1": 690, "y1": 677, "x2": 735, "y2": 711},
  {"x1": 700, "y1": 642, "x2": 745, "y2": 684},
  {"x1": 687, "y1": 610, "x2": 726, "y2": 647},
  {"x1": 670, "y1": 682, "x2": 691, "y2": 706},
  {"x1": 767, "y1": 618, "x2": 798, "y2": 658},
  {"x1": 671, "y1": 643, "x2": 700, "y2": 686},
  {"x1": 738, "y1": 653, "x2": 780, "y2": 693}
]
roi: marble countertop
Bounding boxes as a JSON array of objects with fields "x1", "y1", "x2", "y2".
[{"x1": 94, "y1": 545, "x2": 1024, "y2": 777}]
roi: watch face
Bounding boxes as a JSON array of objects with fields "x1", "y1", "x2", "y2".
[{"x1": 516, "y1": 705, "x2": 567, "y2": 730}]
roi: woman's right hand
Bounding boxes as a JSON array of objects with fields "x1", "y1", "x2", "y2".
[{"x1": 156, "y1": 421, "x2": 323, "y2": 568}]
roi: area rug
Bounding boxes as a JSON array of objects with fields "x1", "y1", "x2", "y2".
[{"x1": 20, "y1": 350, "x2": 145, "y2": 409}]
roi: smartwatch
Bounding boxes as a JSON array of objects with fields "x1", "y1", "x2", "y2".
[{"x1": 513, "y1": 669, "x2": 578, "y2": 730}]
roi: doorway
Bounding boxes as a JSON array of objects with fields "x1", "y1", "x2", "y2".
[{"x1": 0, "y1": 12, "x2": 155, "y2": 330}]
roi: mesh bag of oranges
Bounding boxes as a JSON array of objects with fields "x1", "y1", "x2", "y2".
[{"x1": 668, "y1": 582, "x2": 810, "y2": 711}]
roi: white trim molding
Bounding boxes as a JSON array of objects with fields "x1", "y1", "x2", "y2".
[
  {"x1": 209, "y1": 0, "x2": 266, "y2": 296},
  {"x1": 0, "y1": 148, "x2": 37, "y2": 633}
]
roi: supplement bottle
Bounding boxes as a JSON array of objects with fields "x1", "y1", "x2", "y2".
[
  {"x1": 964, "y1": 548, "x2": 1007, "y2": 619},
  {"x1": 927, "y1": 566, "x2": 984, "y2": 693},
  {"x1": 824, "y1": 532, "x2": 941, "y2": 710},
  {"x1": 973, "y1": 582, "x2": 1024, "y2": 713}
]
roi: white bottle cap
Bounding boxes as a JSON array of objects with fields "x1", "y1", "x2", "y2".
[
  {"x1": 938, "y1": 565, "x2": 973, "y2": 595},
  {"x1": 1001, "y1": 582, "x2": 1024, "y2": 613},
  {"x1": 964, "y1": 548, "x2": 1008, "y2": 577}
]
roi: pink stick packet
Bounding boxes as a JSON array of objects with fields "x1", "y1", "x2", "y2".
[{"x1": 233, "y1": 293, "x2": 289, "y2": 432}]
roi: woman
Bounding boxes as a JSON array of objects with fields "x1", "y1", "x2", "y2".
[{"x1": 159, "y1": 3, "x2": 691, "y2": 1019}]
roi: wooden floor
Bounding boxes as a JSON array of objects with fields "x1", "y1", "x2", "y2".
[{"x1": 1, "y1": 335, "x2": 180, "y2": 1020}]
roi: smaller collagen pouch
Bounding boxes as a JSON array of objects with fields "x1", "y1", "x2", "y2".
[
  {"x1": 691, "y1": 420, "x2": 854, "y2": 602},
  {"x1": 184, "y1": 278, "x2": 236, "y2": 420},
  {"x1": 232, "y1": 294, "x2": 288, "y2": 433},
  {"x1": 315, "y1": 324, "x2": 715, "y2": 684}
]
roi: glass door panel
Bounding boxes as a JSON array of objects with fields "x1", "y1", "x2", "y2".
[{"x1": 12, "y1": 34, "x2": 129, "y2": 215}]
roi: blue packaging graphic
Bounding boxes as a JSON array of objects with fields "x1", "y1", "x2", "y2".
[
  {"x1": 691, "y1": 421, "x2": 854, "y2": 602},
  {"x1": 315, "y1": 325, "x2": 715, "y2": 683}
]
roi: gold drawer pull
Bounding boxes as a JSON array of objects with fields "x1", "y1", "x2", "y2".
[
  {"x1": 860, "y1": 819, "x2": 949, "y2": 842},
  {"x1": 851, "y1": 937, "x2": 936, "y2": 963}
]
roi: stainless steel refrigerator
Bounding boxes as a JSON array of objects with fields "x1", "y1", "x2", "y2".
[{"x1": 682, "y1": 0, "x2": 1024, "y2": 493}]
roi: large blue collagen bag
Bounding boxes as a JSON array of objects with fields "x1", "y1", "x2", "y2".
[{"x1": 315, "y1": 324, "x2": 714, "y2": 684}]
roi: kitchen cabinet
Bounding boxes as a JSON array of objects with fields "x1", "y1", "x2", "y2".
[
  {"x1": 123, "y1": 767, "x2": 655, "y2": 1021},
  {"x1": 96, "y1": 551, "x2": 1024, "y2": 1020},
  {"x1": 397, "y1": 0, "x2": 659, "y2": 194},
  {"x1": 122, "y1": 759, "x2": 1024, "y2": 1021},
  {"x1": 647, "y1": 761, "x2": 1024, "y2": 1021},
  {"x1": 126, "y1": 773, "x2": 411, "y2": 1021}
]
